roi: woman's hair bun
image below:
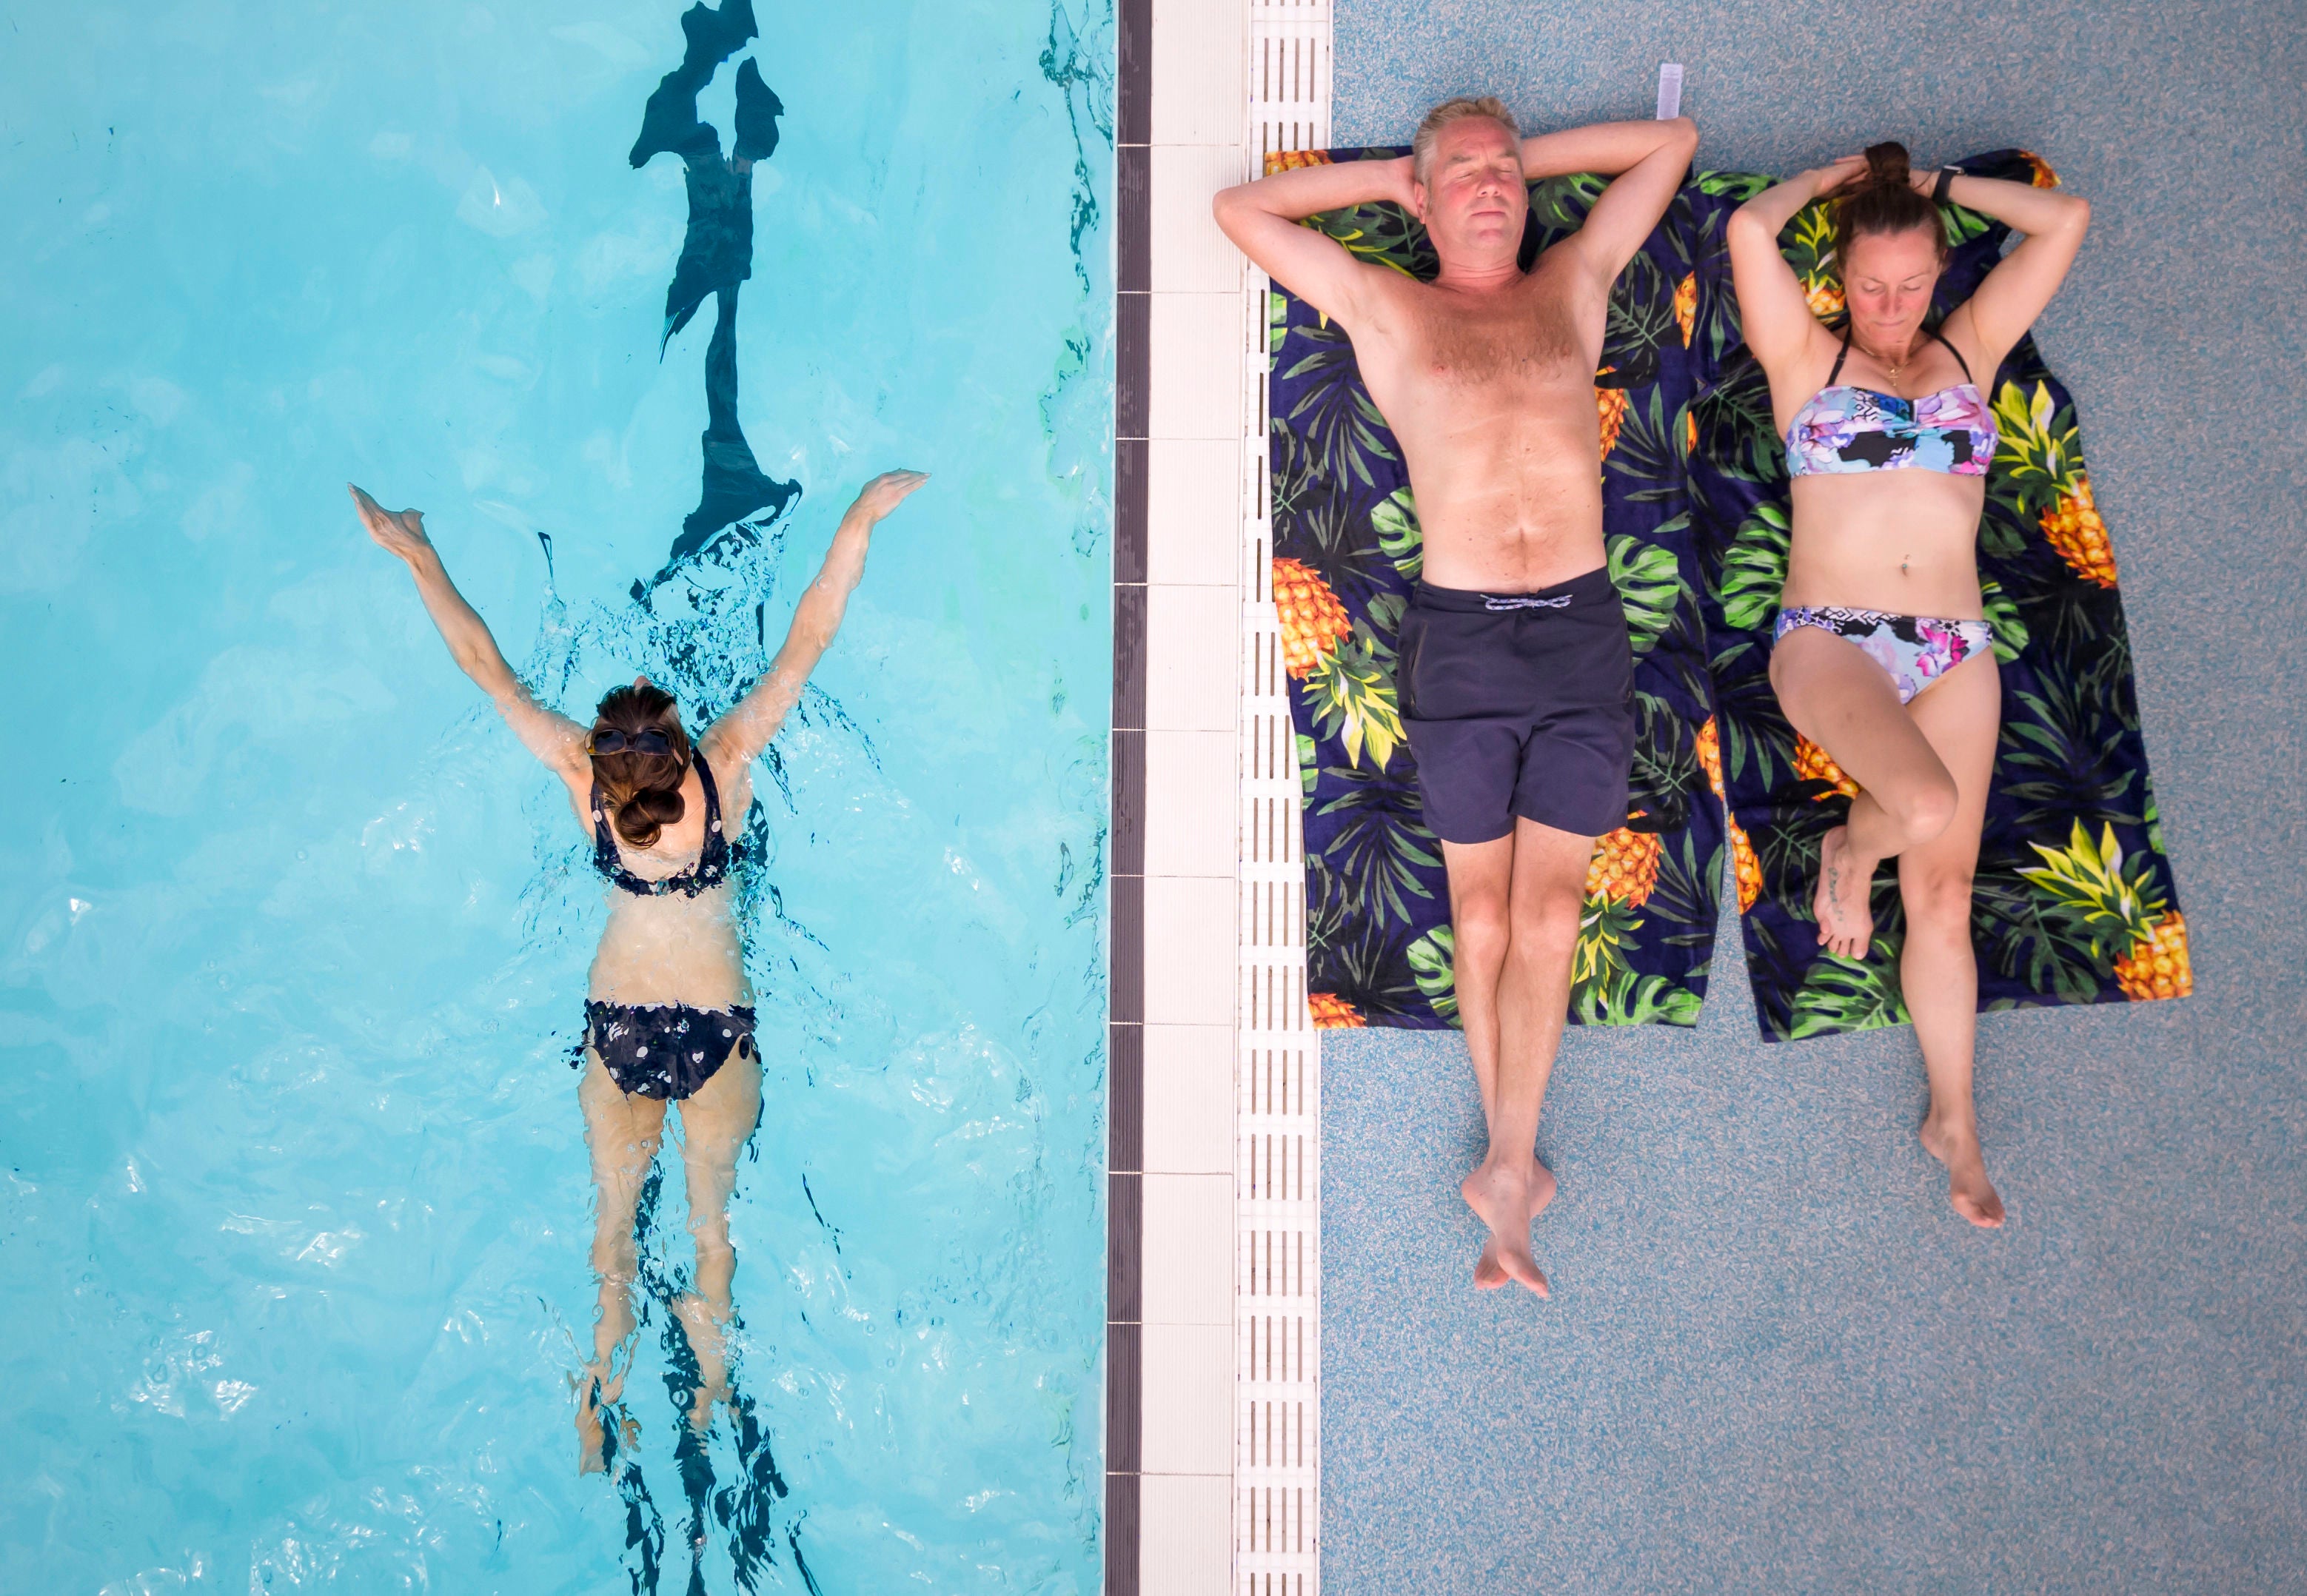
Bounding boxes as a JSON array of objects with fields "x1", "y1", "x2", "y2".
[
  {"x1": 1863, "y1": 141, "x2": 1912, "y2": 191},
  {"x1": 591, "y1": 680, "x2": 692, "y2": 849},
  {"x1": 1832, "y1": 138, "x2": 1944, "y2": 269},
  {"x1": 615, "y1": 782, "x2": 687, "y2": 849}
]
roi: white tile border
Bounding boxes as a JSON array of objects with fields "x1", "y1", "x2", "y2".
[
  {"x1": 1149, "y1": 292, "x2": 1250, "y2": 440},
  {"x1": 1145, "y1": 1022, "x2": 1236, "y2": 1174},
  {"x1": 1147, "y1": 583, "x2": 1242, "y2": 731},
  {"x1": 1136, "y1": 2, "x2": 1249, "y2": 1583},
  {"x1": 1147, "y1": 729, "x2": 1241, "y2": 878},
  {"x1": 1137, "y1": 1, "x2": 1330, "y2": 1589},
  {"x1": 1142, "y1": 1473, "x2": 1236, "y2": 1595},
  {"x1": 1144, "y1": 1171, "x2": 1237, "y2": 1325},
  {"x1": 1146, "y1": 437, "x2": 1243, "y2": 586},
  {"x1": 1143, "y1": 1321, "x2": 1236, "y2": 1475}
]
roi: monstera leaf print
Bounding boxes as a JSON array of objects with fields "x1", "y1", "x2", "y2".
[
  {"x1": 1405, "y1": 926, "x2": 1459, "y2": 1026},
  {"x1": 1788, "y1": 941, "x2": 1912, "y2": 1039},
  {"x1": 1610, "y1": 534, "x2": 1684, "y2": 658},
  {"x1": 1370, "y1": 488, "x2": 1422, "y2": 578},
  {"x1": 1716, "y1": 500, "x2": 1790, "y2": 631}
]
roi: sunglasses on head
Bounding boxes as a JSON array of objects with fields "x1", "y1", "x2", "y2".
[{"x1": 589, "y1": 728, "x2": 674, "y2": 757}]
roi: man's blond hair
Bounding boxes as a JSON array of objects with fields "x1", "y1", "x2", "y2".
[{"x1": 1411, "y1": 96, "x2": 1520, "y2": 186}]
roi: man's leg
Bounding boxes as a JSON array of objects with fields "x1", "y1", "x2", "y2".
[
  {"x1": 1458, "y1": 817, "x2": 1593, "y2": 1296},
  {"x1": 1441, "y1": 836, "x2": 1514, "y2": 1128},
  {"x1": 1443, "y1": 833, "x2": 1565, "y2": 1291}
]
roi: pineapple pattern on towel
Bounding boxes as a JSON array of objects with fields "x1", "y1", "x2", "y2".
[{"x1": 1266, "y1": 147, "x2": 2190, "y2": 1039}]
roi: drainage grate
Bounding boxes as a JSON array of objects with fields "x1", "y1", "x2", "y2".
[{"x1": 1236, "y1": 7, "x2": 1327, "y2": 1590}]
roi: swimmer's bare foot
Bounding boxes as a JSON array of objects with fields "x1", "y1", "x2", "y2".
[
  {"x1": 1919, "y1": 1115, "x2": 2006, "y2": 1229},
  {"x1": 1473, "y1": 1159, "x2": 1557, "y2": 1291},
  {"x1": 674, "y1": 1292, "x2": 731, "y2": 1432},
  {"x1": 1461, "y1": 1158, "x2": 1548, "y2": 1297},
  {"x1": 573, "y1": 1371, "x2": 638, "y2": 1475},
  {"x1": 1812, "y1": 825, "x2": 1875, "y2": 959}
]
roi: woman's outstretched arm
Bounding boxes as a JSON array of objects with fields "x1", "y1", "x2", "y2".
[
  {"x1": 704, "y1": 469, "x2": 929, "y2": 768},
  {"x1": 1931, "y1": 170, "x2": 2090, "y2": 373},
  {"x1": 349, "y1": 484, "x2": 589, "y2": 778}
]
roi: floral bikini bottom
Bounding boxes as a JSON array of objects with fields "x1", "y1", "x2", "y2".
[{"x1": 1774, "y1": 606, "x2": 1994, "y2": 705}]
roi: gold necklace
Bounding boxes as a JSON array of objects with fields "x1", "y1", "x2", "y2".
[{"x1": 1859, "y1": 335, "x2": 1910, "y2": 382}]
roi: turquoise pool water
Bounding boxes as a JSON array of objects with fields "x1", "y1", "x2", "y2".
[{"x1": 1, "y1": 1, "x2": 1111, "y2": 1589}]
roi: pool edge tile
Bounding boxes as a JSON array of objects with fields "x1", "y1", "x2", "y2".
[{"x1": 1110, "y1": 0, "x2": 1152, "y2": 1580}]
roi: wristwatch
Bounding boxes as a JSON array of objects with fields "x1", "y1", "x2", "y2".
[{"x1": 1932, "y1": 166, "x2": 1961, "y2": 205}]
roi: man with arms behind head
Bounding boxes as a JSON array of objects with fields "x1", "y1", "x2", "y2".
[{"x1": 1216, "y1": 101, "x2": 1697, "y2": 1297}]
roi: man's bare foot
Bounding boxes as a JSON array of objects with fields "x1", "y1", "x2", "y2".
[
  {"x1": 1474, "y1": 1159, "x2": 1558, "y2": 1290},
  {"x1": 1812, "y1": 825, "x2": 1875, "y2": 959},
  {"x1": 1919, "y1": 1116, "x2": 2006, "y2": 1229},
  {"x1": 1461, "y1": 1158, "x2": 1548, "y2": 1296},
  {"x1": 573, "y1": 1372, "x2": 638, "y2": 1475},
  {"x1": 673, "y1": 1292, "x2": 731, "y2": 1433}
]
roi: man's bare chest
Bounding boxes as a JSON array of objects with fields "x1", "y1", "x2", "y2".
[{"x1": 1367, "y1": 281, "x2": 1595, "y2": 405}]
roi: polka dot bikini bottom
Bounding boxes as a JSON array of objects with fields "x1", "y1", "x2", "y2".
[{"x1": 578, "y1": 1001, "x2": 756, "y2": 1101}]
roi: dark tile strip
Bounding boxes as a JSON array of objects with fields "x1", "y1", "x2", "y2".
[
  {"x1": 1103, "y1": 1424, "x2": 1142, "y2": 1592},
  {"x1": 1108, "y1": 874, "x2": 1145, "y2": 1025},
  {"x1": 1113, "y1": 584, "x2": 1148, "y2": 734},
  {"x1": 1108, "y1": 1020, "x2": 1145, "y2": 1173},
  {"x1": 1107, "y1": 1171, "x2": 1144, "y2": 1326},
  {"x1": 1109, "y1": 0, "x2": 1151, "y2": 1579},
  {"x1": 1111, "y1": 727, "x2": 1145, "y2": 879},
  {"x1": 1116, "y1": 0, "x2": 1150, "y2": 148},
  {"x1": 1115, "y1": 289, "x2": 1150, "y2": 443},
  {"x1": 1117, "y1": 144, "x2": 1150, "y2": 295},
  {"x1": 1115, "y1": 437, "x2": 1148, "y2": 583}
]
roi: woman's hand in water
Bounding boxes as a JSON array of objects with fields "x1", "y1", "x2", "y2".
[
  {"x1": 347, "y1": 484, "x2": 435, "y2": 565},
  {"x1": 849, "y1": 469, "x2": 930, "y2": 526}
]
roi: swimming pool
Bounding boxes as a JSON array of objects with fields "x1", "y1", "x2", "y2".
[{"x1": 1, "y1": 1, "x2": 1112, "y2": 1589}]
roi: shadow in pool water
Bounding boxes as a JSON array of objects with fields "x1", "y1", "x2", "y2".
[
  {"x1": 595, "y1": 1162, "x2": 820, "y2": 1596},
  {"x1": 630, "y1": 0, "x2": 800, "y2": 608}
]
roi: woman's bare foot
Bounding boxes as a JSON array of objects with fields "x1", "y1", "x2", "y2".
[
  {"x1": 1474, "y1": 1159, "x2": 1558, "y2": 1290},
  {"x1": 1918, "y1": 1116, "x2": 2006, "y2": 1229},
  {"x1": 573, "y1": 1371, "x2": 638, "y2": 1475},
  {"x1": 1812, "y1": 825, "x2": 1875, "y2": 958},
  {"x1": 673, "y1": 1292, "x2": 731, "y2": 1433},
  {"x1": 1461, "y1": 1158, "x2": 1548, "y2": 1297}
]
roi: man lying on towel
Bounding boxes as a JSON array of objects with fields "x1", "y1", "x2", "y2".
[{"x1": 1217, "y1": 100, "x2": 1696, "y2": 1297}]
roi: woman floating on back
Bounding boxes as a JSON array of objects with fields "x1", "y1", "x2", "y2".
[
  {"x1": 1728, "y1": 143, "x2": 2089, "y2": 1227},
  {"x1": 349, "y1": 468, "x2": 927, "y2": 1464}
]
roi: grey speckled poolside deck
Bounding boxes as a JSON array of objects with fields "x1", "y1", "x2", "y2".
[{"x1": 1324, "y1": 4, "x2": 2306, "y2": 1589}]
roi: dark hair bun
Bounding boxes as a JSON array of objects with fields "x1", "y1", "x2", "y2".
[
  {"x1": 1832, "y1": 139, "x2": 1944, "y2": 269},
  {"x1": 613, "y1": 782, "x2": 686, "y2": 849},
  {"x1": 592, "y1": 680, "x2": 692, "y2": 849},
  {"x1": 1863, "y1": 141, "x2": 1912, "y2": 190}
]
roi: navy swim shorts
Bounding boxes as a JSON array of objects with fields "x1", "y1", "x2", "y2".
[{"x1": 1396, "y1": 568, "x2": 1635, "y2": 844}]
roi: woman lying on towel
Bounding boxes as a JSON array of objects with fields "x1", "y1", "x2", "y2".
[{"x1": 1727, "y1": 142, "x2": 2089, "y2": 1228}]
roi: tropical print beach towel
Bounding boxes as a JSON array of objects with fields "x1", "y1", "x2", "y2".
[{"x1": 1268, "y1": 147, "x2": 2190, "y2": 1042}]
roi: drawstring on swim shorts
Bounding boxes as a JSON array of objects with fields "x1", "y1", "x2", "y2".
[{"x1": 1482, "y1": 593, "x2": 1574, "y2": 612}]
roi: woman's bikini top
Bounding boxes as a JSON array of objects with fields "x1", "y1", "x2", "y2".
[
  {"x1": 591, "y1": 753, "x2": 730, "y2": 898},
  {"x1": 1784, "y1": 326, "x2": 1997, "y2": 478}
]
